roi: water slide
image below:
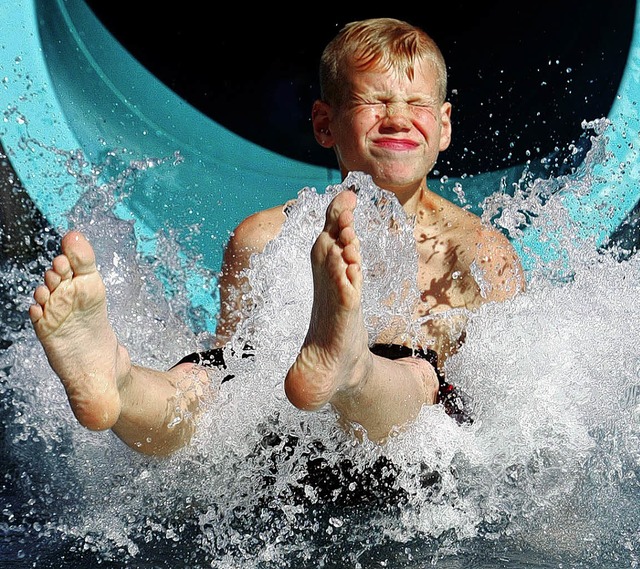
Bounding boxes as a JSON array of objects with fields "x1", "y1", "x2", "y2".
[
  {"x1": 1, "y1": 0, "x2": 639, "y2": 282},
  {"x1": 1, "y1": 5, "x2": 639, "y2": 565}
]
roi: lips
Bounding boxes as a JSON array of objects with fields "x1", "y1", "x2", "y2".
[{"x1": 374, "y1": 138, "x2": 419, "y2": 151}]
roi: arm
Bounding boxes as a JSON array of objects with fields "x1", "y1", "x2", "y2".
[
  {"x1": 123, "y1": 205, "x2": 288, "y2": 453},
  {"x1": 214, "y1": 205, "x2": 288, "y2": 345}
]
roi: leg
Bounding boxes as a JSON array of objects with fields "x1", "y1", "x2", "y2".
[
  {"x1": 284, "y1": 191, "x2": 439, "y2": 443},
  {"x1": 29, "y1": 231, "x2": 128, "y2": 431},
  {"x1": 30, "y1": 231, "x2": 211, "y2": 455}
]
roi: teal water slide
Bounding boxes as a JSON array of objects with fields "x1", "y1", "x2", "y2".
[
  {"x1": 1, "y1": 0, "x2": 639, "y2": 288},
  {"x1": 1, "y1": 0, "x2": 341, "y2": 267}
]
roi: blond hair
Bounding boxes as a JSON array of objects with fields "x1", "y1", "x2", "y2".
[{"x1": 319, "y1": 18, "x2": 448, "y2": 108}]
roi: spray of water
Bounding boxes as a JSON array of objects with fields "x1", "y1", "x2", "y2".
[{"x1": 1, "y1": 121, "x2": 638, "y2": 568}]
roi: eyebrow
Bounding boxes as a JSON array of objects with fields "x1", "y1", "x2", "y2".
[{"x1": 350, "y1": 91, "x2": 439, "y2": 105}]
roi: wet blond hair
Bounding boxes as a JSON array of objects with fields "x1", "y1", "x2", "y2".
[{"x1": 319, "y1": 17, "x2": 448, "y2": 107}]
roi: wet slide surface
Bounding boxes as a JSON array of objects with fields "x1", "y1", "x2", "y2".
[{"x1": 1, "y1": 0, "x2": 638, "y2": 276}]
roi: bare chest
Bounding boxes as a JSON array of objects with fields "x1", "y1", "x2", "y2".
[{"x1": 413, "y1": 229, "x2": 482, "y2": 315}]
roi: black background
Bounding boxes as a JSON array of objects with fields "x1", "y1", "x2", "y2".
[{"x1": 84, "y1": 1, "x2": 635, "y2": 177}]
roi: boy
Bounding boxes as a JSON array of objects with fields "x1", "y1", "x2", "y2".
[{"x1": 29, "y1": 18, "x2": 524, "y2": 455}]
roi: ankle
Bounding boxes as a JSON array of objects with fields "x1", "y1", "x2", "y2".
[{"x1": 115, "y1": 343, "x2": 132, "y2": 390}]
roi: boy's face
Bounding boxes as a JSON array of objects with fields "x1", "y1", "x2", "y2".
[{"x1": 316, "y1": 57, "x2": 451, "y2": 195}]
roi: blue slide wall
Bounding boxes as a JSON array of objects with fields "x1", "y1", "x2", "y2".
[{"x1": 1, "y1": 0, "x2": 638, "y2": 276}]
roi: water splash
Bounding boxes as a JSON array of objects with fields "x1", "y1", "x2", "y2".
[{"x1": 1, "y1": 129, "x2": 639, "y2": 568}]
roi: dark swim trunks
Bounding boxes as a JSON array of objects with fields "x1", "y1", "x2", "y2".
[
  {"x1": 175, "y1": 343, "x2": 473, "y2": 424},
  {"x1": 175, "y1": 343, "x2": 473, "y2": 506},
  {"x1": 174, "y1": 346, "x2": 239, "y2": 383}
]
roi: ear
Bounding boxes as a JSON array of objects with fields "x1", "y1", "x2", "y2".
[
  {"x1": 439, "y1": 102, "x2": 452, "y2": 152},
  {"x1": 312, "y1": 100, "x2": 334, "y2": 148}
]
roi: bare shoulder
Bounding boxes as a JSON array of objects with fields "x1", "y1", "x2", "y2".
[
  {"x1": 216, "y1": 202, "x2": 290, "y2": 344},
  {"x1": 471, "y1": 216, "x2": 526, "y2": 301},
  {"x1": 230, "y1": 204, "x2": 288, "y2": 251},
  {"x1": 437, "y1": 199, "x2": 525, "y2": 300},
  {"x1": 220, "y1": 203, "x2": 289, "y2": 282}
]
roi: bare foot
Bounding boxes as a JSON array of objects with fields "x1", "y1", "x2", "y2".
[
  {"x1": 284, "y1": 190, "x2": 373, "y2": 410},
  {"x1": 29, "y1": 231, "x2": 129, "y2": 430}
]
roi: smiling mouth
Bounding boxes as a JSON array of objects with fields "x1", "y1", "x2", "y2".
[{"x1": 374, "y1": 139, "x2": 419, "y2": 151}]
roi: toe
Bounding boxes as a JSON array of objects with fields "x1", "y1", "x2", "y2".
[
  {"x1": 61, "y1": 231, "x2": 97, "y2": 275},
  {"x1": 28, "y1": 304, "x2": 43, "y2": 325},
  {"x1": 52, "y1": 253, "x2": 72, "y2": 276},
  {"x1": 32, "y1": 285, "x2": 50, "y2": 310},
  {"x1": 44, "y1": 268, "x2": 63, "y2": 291}
]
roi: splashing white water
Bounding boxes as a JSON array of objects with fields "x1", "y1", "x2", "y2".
[{"x1": 1, "y1": 128, "x2": 639, "y2": 568}]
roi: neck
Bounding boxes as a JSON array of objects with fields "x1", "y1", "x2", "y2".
[
  {"x1": 388, "y1": 179, "x2": 430, "y2": 216},
  {"x1": 340, "y1": 169, "x2": 432, "y2": 214}
]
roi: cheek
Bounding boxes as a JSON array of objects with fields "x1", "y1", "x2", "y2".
[
  {"x1": 350, "y1": 107, "x2": 384, "y2": 130},
  {"x1": 333, "y1": 113, "x2": 372, "y2": 152},
  {"x1": 415, "y1": 114, "x2": 442, "y2": 142}
]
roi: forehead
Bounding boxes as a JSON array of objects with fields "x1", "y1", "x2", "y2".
[{"x1": 347, "y1": 59, "x2": 440, "y2": 98}]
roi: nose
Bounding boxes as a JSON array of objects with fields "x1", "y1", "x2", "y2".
[
  {"x1": 382, "y1": 102, "x2": 411, "y2": 126},
  {"x1": 386, "y1": 101, "x2": 403, "y2": 116}
]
